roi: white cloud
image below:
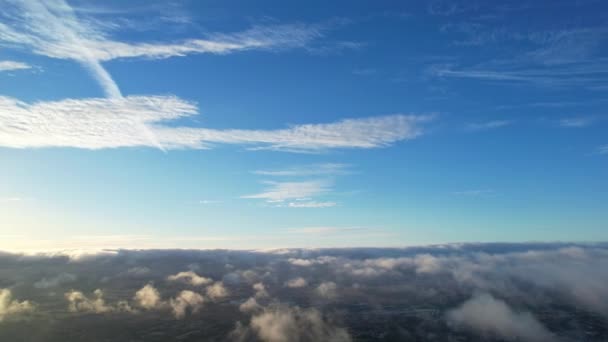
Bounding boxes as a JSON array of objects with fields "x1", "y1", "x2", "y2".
[
  {"x1": 0, "y1": 95, "x2": 431, "y2": 152},
  {"x1": 0, "y1": 288, "x2": 34, "y2": 321},
  {"x1": 65, "y1": 289, "x2": 132, "y2": 313},
  {"x1": 559, "y1": 117, "x2": 594, "y2": 127},
  {"x1": 0, "y1": 197, "x2": 24, "y2": 203},
  {"x1": 253, "y1": 283, "x2": 269, "y2": 299},
  {"x1": 286, "y1": 201, "x2": 337, "y2": 208},
  {"x1": 169, "y1": 290, "x2": 204, "y2": 319},
  {"x1": 447, "y1": 293, "x2": 554, "y2": 342},
  {"x1": 232, "y1": 305, "x2": 351, "y2": 342},
  {"x1": 133, "y1": 284, "x2": 163, "y2": 310},
  {"x1": 285, "y1": 277, "x2": 308, "y2": 288},
  {"x1": 288, "y1": 227, "x2": 367, "y2": 235},
  {"x1": 598, "y1": 145, "x2": 608, "y2": 154},
  {"x1": 315, "y1": 281, "x2": 337, "y2": 299},
  {"x1": 1, "y1": 0, "x2": 122, "y2": 98},
  {"x1": 0, "y1": 1, "x2": 324, "y2": 66},
  {"x1": 253, "y1": 163, "x2": 350, "y2": 177},
  {"x1": 0, "y1": 60, "x2": 31, "y2": 72},
  {"x1": 241, "y1": 180, "x2": 331, "y2": 202},
  {"x1": 205, "y1": 282, "x2": 229, "y2": 300},
  {"x1": 167, "y1": 271, "x2": 212, "y2": 286},
  {"x1": 239, "y1": 297, "x2": 262, "y2": 313},
  {"x1": 466, "y1": 120, "x2": 513, "y2": 131}
]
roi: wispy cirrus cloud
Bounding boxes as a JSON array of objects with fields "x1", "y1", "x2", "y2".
[
  {"x1": 431, "y1": 24, "x2": 608, "y2": 89},
  {"x1": 452, "y1": 189, "x2": 494, "y2": 196},
  {"x1": 0, "y1": 0, "x2": 326, "y2": 65},
  {"x1": 253, "y1": 163, "x2": 350, "y2": 177},
  {"x1": 558, "y1": 116, "x2": 596, "y2": 128},
  {"x1": 598, "y1": 145, "x2": 608, "y2": 155},
  {"x1": 0, "y1": 95, "x2": 431, "y2": 151},
  {"x1": 0, "y1": 60, "x2": 31, "y2": 72},
  {"x1": 466, "y1": 120, "x2": 513, "y2": 131},
  {"x1": 286, "y1": 201, "x2": 337, "y2": 208},
  {"x1": 287, "y1": 226, "x2": 369, "y2": 234},
  {"x1": 241, "y1": 180, "x2": 331, "y2": 203}
]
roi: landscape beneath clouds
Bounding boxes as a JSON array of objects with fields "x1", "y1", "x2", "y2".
[{"x1": 2, "y1": 243, "x2": 608, "y2": 341}]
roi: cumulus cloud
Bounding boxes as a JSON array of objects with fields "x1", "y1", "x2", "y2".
[
  {"x1": 167, "y1": 271, "x2": 212, "y2": 286},
  {"x1": 288, "y1": 256, "x2": 334, "y2": 267},
  {"x1": 133, "y1": 284, "x2": 163, "y2": 310},
  {"x1": 0, "y1": 95, "x2": 431, "y2": 152},
  {"x1": 285, "y1": 277, "x2": 308, "y2": 288},
  {"x1": 34, "y1": 272, "x2": 77, "y2": 288},
  {"x1": 65, "y1": 289, "x2": 132, "y2": 313},
  {"x1": 169, "y1": 290, "x2": 204, "y2": 319},
  {"x1": 447, "y1": 293, "x2": 554, "y2": 342},
  {"x1": 239, "y1": 297, "x2": 262, "y2": 313},
  {"x1": 253, "y1": 283, "x2": 269, "y2": 299},
  {"x1": 0, "y1": 60, "x2": 31, "y2": 72},
  {"x1": 206, "y1": 282, "x2": 229, "y2": 300},
  {"x1": 0, "y1": 288, "x2": 34, "y2": 321},
  {"x1": 232, "y1": 305, "x2": 351, "y2": 342},
  {"x1": 5, "y1": 244, "x2": 608, "y2": 339},
  {"x1": 315, "y1": 281, "x2": 337, "y2": 299}
]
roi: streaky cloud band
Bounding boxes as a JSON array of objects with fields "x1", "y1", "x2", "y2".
[{"x1": 0, "y1": 95, "x2": 433, "y2": 152}]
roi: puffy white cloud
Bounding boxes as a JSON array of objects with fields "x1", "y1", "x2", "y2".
[
  {"x1": 288, "y1": 256, "x2": 334, "y2": 267},
  {"x1": 253, "y1": 283, "x2": 269, "y2": 299},
  {"x1": 0, "y1": 60, "x2": 31, "y2": 71},
  {"x1": 447, "y1": 293, "x2": 554, "y2": 342},
  {"x1": 315, "y1": 282, "x2": 337, "y2": 299},
  {"x1": 206, "y1": 282, "x2": 229, "y2": 300},
  {"x1": 65, "y1": 289, "x2": 132, "y2": 313},
  {"x1": 167, "y1": 271, "x2": 212, "y2": 286},
  {"x1": 285, "y1": 277, "x2": 308, "y2": 288},
  {"x1": 133, "y1": 284, "x2": 163, "y2": 310},
  {"x1": 0, "y1": 288, "x2": 34, "y2": 321},
  {"x1": 0, "y1": 95, "x2": 431, "y2": 152},
  {"x1": 232, "y1": 305, "x2": 351, "y2": 342},
  {"x1": 169, "y1": 290, "x2": 204, "y2": 319},
  {"x1": 239, "y1": 297, "x2": 262, "y2": 313}
]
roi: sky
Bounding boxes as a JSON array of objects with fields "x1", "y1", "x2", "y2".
[{"x1": 0, "y1": 0, "x2": 607, "y2": 250}]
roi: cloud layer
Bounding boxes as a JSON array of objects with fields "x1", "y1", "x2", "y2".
[{"x1": 1, "y1": 243, "x2": 607, "y2": 340}]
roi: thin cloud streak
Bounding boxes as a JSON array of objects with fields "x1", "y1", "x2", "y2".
[
  {"x1": 0, "y1": 60, "x2": 31, "y2": 71},
  {"x1": 242, "y1": 180, "x2": 331, "y2": 202},
  {"x1": 466, "y1": 120, "x2": 513, "y2": 131}
]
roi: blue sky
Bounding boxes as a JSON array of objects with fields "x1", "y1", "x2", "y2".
[{"x1": 1, "y1": 0, "x2": 607, "y2": 250}]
